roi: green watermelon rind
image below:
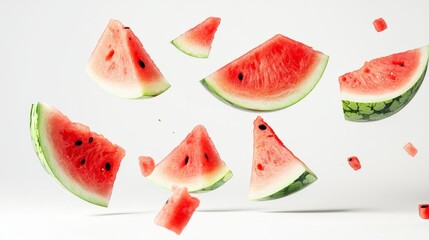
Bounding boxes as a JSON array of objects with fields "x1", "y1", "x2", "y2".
[
  {"x1": 341, "y1": 46, "x2": 429, "y2": 121},
  {"x1": 171, "y1": 39, "x2": 210, "y2": 59},
  {"x1": 201, "y1": 54, "x2": 329, "y2": 111},
  {"x1": 254, "y1": 171, "x2": 317, "y2": 201},
  {"x1": 147, "y1": 167, "x2": 233, "y2": 193},
  {"x1": 30, "y1": 102, "x2": 109, "y2": 207}
]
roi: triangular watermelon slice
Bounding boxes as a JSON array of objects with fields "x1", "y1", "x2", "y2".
[
  {"x1": 249, "y1": 116, "x2": 317, "y2": 201},
  {"x1": 30, "y1": 102, "x2": 125, "y2": 207},
  {"x1": 201, "y1": 34, "x2": 329, "y2": 111},
  {"x1": 87, "y1": 19, "x2": 170, "y2": 98},
  {"x1": 171, "y1": 17, "x2": 221, "y2": 58},
  {"x1": 146, "y1": 125, "x2": 232, "y2": 193}
]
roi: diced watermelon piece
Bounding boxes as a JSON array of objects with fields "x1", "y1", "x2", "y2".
[
  {"x1": 154, "y1": 186, "x2": 200, "y2": 235},
  {"x1": 138, "y1": 156, "x2": 155, "y2": 177},
  {"x1": 404, "y1": 142, "x2": 418, "y2": 157},
  {"x1": 347, "y1": 156, "x2": 361, "y2": 171},
  {"x1": 373, "y1": 18, "x2": 387, "y2": 32},
  {"x1": 419, "y1": 204, "x2": 429, "y2": 219}
]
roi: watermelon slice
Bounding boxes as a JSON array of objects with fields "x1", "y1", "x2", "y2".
[
  {"x1": 201, "y1": 34, "x2": 329, "y2": 111},
  {"x1": 87, "y1": 19, "x2": 170, "y2": 98},
  {"x1": 30, "y1": 102, "x2": 125, "y2": 207},
  {"x1": 138, "y1": 156, "x2": 155, "y2": 177},
  {"x1": 154, "y1": 186, "x2": 200, "y2": 235},
  {"x1": 146, "y1": 125, "x2": 232, "y2": 193},
  {"x1": 249, "y1": 116, "x2": 317, "y2": 201},
  {"x1": 171, "y1": 17, "x2": 221, "y2": 58},
  {"x1": 373, "y1": 18, "x2": 388, "y2": 32},
  {"x1": 339, "y1": 46, "x2": 429, "y2": 121}
]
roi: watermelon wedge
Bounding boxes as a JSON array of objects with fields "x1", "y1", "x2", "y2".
[
  {"x1": 249, "y1": 116, "x2": 317, "y2": 201},
  {"x1": 146, "y1": 125, "x2": 232, "y2": 193},
  {"x1": 339, "y1": 46, "x2": 429, "y2": 121},
  {"x1": 30, "y1": 102, "x2": 125, "y2": 207},
  {"x1": 154, "y1": 186, "x2": 200, "y2": 235},
  {"x1": 201, "y1": 34, "x2": 329, "y2": 111},
  {"x1": 87, "y1": 19, "x2": 170, "y2": 98},
  {"x1": 171, "y1": 17, "x2": 221, "y2": 58}
]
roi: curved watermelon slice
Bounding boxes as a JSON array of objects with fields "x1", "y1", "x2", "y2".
[
  {"x1": 171, "y1": 17, "x2": 221, "y2": 58},
  {"x1": 30, "y1": 102, "x2": 125, "y2": 207},
  {"x1": 146, "y1": 125, "x2": 232, "y2": 193},
  {"x1": 249, "y1": 116, "x2": 317, "y2": 201},
  {"x1": 201, "y1": 34, "x2": 329, "y2": 111},
  {"x1": 87, "y1": 19, "x2": 170, "y2": 98},
  {"x1": 340, "y1": 45, "x2": 429, "y2": 121}
]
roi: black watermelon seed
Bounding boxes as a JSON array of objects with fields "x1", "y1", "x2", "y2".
[
  {"x1": 348, "y1": 158, "x2": 352, "y2": 161},
  {"x1": 75, "y1": 140, "x2": 83, "y2": 146},
  {"x1": 88, "y1": 137, "x2": 93, "y2": 143},
  {"x1": 238, "y1": 72, "x2": 243, "y2": 81},
  {"x1": 421, "y1": 205, "x2": 429, "y2": 208},
  {"x1": 105, "y1": 162, "x2": 111, "y2": 171},
  {"x1": 165, "y1": 199, "x2": 169, "y2": 204},
  {"x1": 204, "y1": 153, "x2": 209, "y2": 160},
  {"x1": 184, "y1": 156, "x2": 189, "y2": 165},
  {"x1": 258, "y1": 124, "x2": 267, "y2": 130},
  {"x1": 80, "y1": 159, "x2": 86, "y2": 165},
  {"x1": 123, "y1": 26, "x2": 130, "y2": 29},
  {"x1": 138, "y1": 59, "x2": 145, "y2": 69}
]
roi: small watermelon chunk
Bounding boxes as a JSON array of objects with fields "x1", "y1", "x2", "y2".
[
  {"x1": 201, "y1": 34, "x2": 329, "y2": 111},
  {"x1": 249, "y1": 116, "x2": 317, "y2": 201},
  {"x1": 171, "y1": 17, "x2": 221, "y2": 58},
  {"x1": 155, "y1": 186, "x2": 200, "y2": 235},
  {"x1": 139, "y1": 156, "x2": 155, "y2": 177},
  {"x1": 340, "y1": 46, "x2": 429, "y2": 121},
  {"x1": 87, "y1": 19, "x2": 170, "y2": 98},
  {"x1": 347, "y1": 156, "x2": 361, "y2": 171},
  {"x1": 404, "y1": 142, "x2": 418, "y2": 157},
  {"x1": 419, "y1": 204, "x2": 429, "y2": 219},
  {"x1": 373, "y1": 18, "x2": 387, "y2": 32},
  {"x1": 146, "y1": 125, "x2": 232, "y2": 193},
  {"x1": 30, "y1": 102, "x2": 125, "y2": 207}
]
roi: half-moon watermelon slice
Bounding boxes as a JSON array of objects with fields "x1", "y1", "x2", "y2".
[
  {"x1": 339, "y1": 45, "x2": 429, "y2": 121},
  {"x1": 249, "y1": 116, "x2": 317, "y2": 201},
  {"x1": 30, "y1": 102, "x2": 125, "y2": 207},
  {"x1": 171, "y1": 17, "x2": 221, "y2": 58},
  {"x1": 87, "y1": 19, "x2": 170, "y2": 98},
  {"x1": 201, "y1": 34, "x2": 329, "y2": 111},
  {"x1": 146, "y1": 125, "x2": 232, "y2": 193}
]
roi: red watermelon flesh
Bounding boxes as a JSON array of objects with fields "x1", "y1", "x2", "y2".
[
  {"x1": 87, "y1": 19, "x2": 170, "y2": 98},
  {"x1": 147, "y1": 125, "x2": 232, "y2": 193},
  {"x1": 373, "y1": 18, "x2": 387, "y2": 32},
  {"x1": 404, "y1": 142, "x2": 418, "y2": 157},
  {"x1": 202, "y1": 34, "x2": 329, "y2": 111},
  {"x1": 30, "y1": 102, "x2": 125, "y2": 207},
  {"x1": 154, "y1": 186, "x2": 200, "y2": 235},
  {"x1": 249, "y1": 116, "x2": 317, "y2": 200},
  {"x1": 139, "y1": 156, "x2": 155, "y2": 177},
  {"x1": 171, "y1": 17, "x2": 221, "y2": 58}
]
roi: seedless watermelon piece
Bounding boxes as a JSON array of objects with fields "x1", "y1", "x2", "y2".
[
  {"x1": 138, "y1": 156, "x2": 155, "y2": 176},
  {"x1": 249, "y1": 116, "x2": 317, "y2": 201},
  {"x1": 147, "y1": 125, "x2": 232, "y2": 193},
  {"x1": 87, "y1": 19, "x2": 170, "y2": 98},
  {"x1": 404, "y1": 142, "x2": 418, "y2": 157},
  {"x1": 201, "y1": 34, "x2": 329, "y2": 111},
  {"x1": 155, "y1": 186, "x2": 200, "y2": 235},
  {"x1": 419, "y1": 204, "x2": 429, "y2": 219},
  {"x1": 373, "y1": 18, "x2": 387, "y2": 32},
  {"x1": 171, "y1": 17, "x2": 221, "y2": 58},
  {"x1": 340, "y1": 46, "x2": 429, "y2": 121},
  {"x1": 347, "y1": 156, "x2": 361, "y2": 171},
  {"x1": 30, "y1": 102, "x2": 125, "y2": 207}
]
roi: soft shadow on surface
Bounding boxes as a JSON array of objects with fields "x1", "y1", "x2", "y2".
[
  {"x1": 89, "y1": 210, "x2": 155, "y2": 217},
  {"x1": 262, "y1": 208, "x2": 374, "y2": 214},
  {"x1": 197, "y1": 208, "x2": 259, "y2": 213}
]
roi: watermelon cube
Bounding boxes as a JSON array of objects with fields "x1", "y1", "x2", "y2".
[
  {"x1": 373, "y1": 17, "x2": 387, "y2": 32},
  {"x1": 419, "y1": 204, "x2": 429, "y2": 219},
  {"x1": 154, "y1": 186, "x2": 200, "y2": 235},
  {"x1": 347, "y1": 156, "x2": 361, "y2": 171},
  {"x1": 404, "y1": 142, "x2": 418, "y2": 157},
  {"x1": 138, "y1": 156, "x2": 155, "y2": 177}
]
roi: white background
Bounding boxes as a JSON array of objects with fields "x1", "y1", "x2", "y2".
[{"x1": 1, "y1": 0, "x2": 428, "y2": 239}]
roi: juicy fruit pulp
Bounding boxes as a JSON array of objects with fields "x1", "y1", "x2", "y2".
[
  {"x1": 202, "y1": 34, "x2": 329, "y2": 111},
  {"x1": 419, "y1": 204, "x2": 429, "y2": 219},
  {"x1": 139, "y1": 156, "x2": 155, "y2": 177},
  {"x1": 340, "y1": 46, "x2": 429, "y2": 121},
  {"x1": 348, "y1": 156, "x2": 361, "y2": 171},
  {"x1": 30, "y1": 102, "x2": 125, "y2": 207},
  {"x1": 171, "y1": 17, "x2": 221, "y2": 58},
  {"x1": 154, "y1": 186, "x2": 200, "y2": 235},
  {"x1": 87, "y1": 19, "x2": 170, "y2": 98},
  {"x1": 146, "y1": 125, "x2": 232, "y2": 193},
  {"x1": 373, "y1": 18, "x2": 387, "y2": 32},
  {"x1": 404, "y1": 142, "x2": 418, "y2": 157},
  {"x1": 249, "y1": 116, "x2": 317, "y2": 201}
]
